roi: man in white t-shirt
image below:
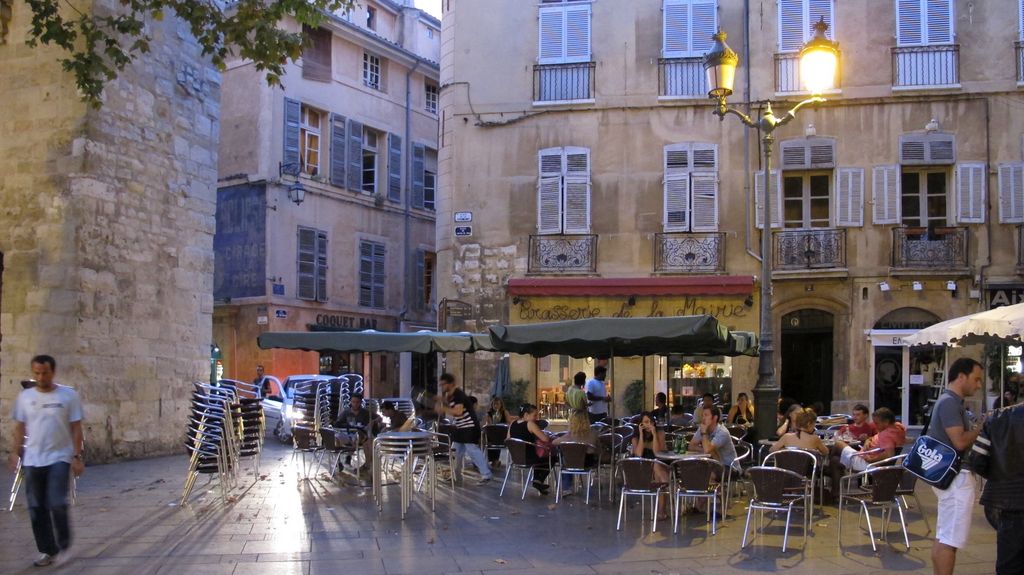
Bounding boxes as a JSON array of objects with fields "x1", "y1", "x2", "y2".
[
  {"x1": 585, "y1": 365, "x2": 610, "y2": 424},
  {"x1": 8, "y1": 355, "x2": 84, "y2": 567}
]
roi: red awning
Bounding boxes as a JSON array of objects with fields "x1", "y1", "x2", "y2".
[{"x1": 506, "y1": 276, "x2": 754, "y2": 297}]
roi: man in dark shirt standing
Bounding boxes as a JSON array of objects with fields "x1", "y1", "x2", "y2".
[
  {"x1": 975, "y1": 401, "x2": 1024, "y2": 574},
  {"x1": 928, "y1": 357, "x2": 985, "y2": 575}
]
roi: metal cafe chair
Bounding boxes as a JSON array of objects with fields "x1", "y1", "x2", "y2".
[
  {"x1": 555, "y1": 441, "x2": 598, "y2": 504},
  {"x1": 867, "y1": 454, "x2": 930, "y2": 534},
  {"x1": 616, "y1": 457, "x2": 670, "y2": 532},
  {"x1": 742, "y1": 466, "x2": 809, "y2": 552},
  {"x1": 501, "y1": 438, "x2": 547, "y2": 500},
  {"x1": 838, "y1": 465, "x2": 909, "y2": 551},
  {"x1": 672, "y1": 457, "x2": 726, "y2": 535},
  {"x1": 763, "y1": 448, "x2": 819, "y2": 522}
]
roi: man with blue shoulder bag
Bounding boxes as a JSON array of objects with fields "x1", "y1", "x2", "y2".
[{"x1": 925, "y1": 357, "x2": 985, "y2": 575}]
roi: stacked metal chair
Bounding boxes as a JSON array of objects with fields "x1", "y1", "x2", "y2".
[
  {"x1": 181, "y1": 382, "x2": 238, "y2": 505},
  {"x1": 372, "y1": 431, "x2": 436, "y2": 519},
  {"x1": 289, "y1": 379, "x2": 322, "y2": 478},
  {"x1": 220, "y1": 379, "x2": 265, "y2": 480}
]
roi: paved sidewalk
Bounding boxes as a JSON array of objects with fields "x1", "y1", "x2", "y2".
[{"x1": 0, "y1": 441, "x2": 997, "y2": 574}]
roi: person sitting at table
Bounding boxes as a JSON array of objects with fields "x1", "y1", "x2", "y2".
[
  {"x1": 727, "y1": 392, "x2": 755, "y2": 426},
  {"x1": 632, "y1": 412, "x2": 669, "y2": 519},
  {"x1": 686, "y1": 404, "x2": 738, "y2": 514},
  {"x1": 332, "y1": 393, "x2": 380, "y2": 473},
  {"x1": 553, "y1": 409, "x2": 599, "y2": 465},
  {"x1": 380, "y1": 400, "x2": 413, "y2": 432},
  {"x1": 692, "y1": 393, "x2": 715, "y2": 421},
  {"x1": 484, "y1": 396, "x2": 513, "y2": 467},
  {"x1": 651, "y1": 392, "x2": 670, "y2": 424},
  {"x1": 827, "y1": 407, "x2": 906, "y2": 496},
  {"x1": 769, "y1": 408, "x2": 828, "y2": 457},
  {"x1": 776, "y1": 402, "x2": 803, "y2": 438},
  {"x1": 508, "y1": 403, "x2": 552, "y2": 495},
  {"x1": 839, "y1": 403, "x2": 876, "y2": 441},
  {"x1": 669, "y1": 404, "x2": 692, "y2": 427}
]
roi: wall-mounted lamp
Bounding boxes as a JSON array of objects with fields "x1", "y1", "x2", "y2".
[
  {"x1": 512, "y1": 296, "x2": 523, "y2": 305},
  {"x1": 627, "y1": 295, "x2": 637, "y2": 306},
  {"x1": 879, "y1": 281, "x2": 891, "y2": 292},
  {"x1": 805, "y1": 123, "x2": 816, "y2": 137},
  {"x1": 279, "y1": 162, "x2": 307, "y2": 206},
  {"x1": 946, "y1": 280, "x2": 957, "y2": 291},
  {"x1": 925, "y1": 118, "x2": 940, "y2": 133},
  {"x1": 912, "y1": 281, "x2": 924, "y2": 291}
]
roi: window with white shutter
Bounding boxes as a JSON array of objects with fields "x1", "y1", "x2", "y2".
[
  {"x1": 539, "y1": 3, "x2": 591, "y2": 64},
  {"x1": 899, "y1": 133, "x2": 956, "y2": 165},
  {"x1": 663, "y1": 142, "x2": 719, "y2": 232},
  {"x1": 755, "y1": 170, "x2": 783, "y2": 228},
  {"x1": 537, "y1": 147, "x2": 591, "y2": 234},
  {"x1": 835, "y1": 167, "x2": 864, "y2": 227},
  {"x1": 778, "y1": 0, "x2": 834, "y2": 52},
  {"x1": 872, "y1": 165, "x2": 900, "y2": 224},
  {"x1": 900, "y1": 168, "x2": 949, "y2": 228},
  {"x1": 955, "y1": 162, "x2": 986, "y2": 224},
  {"x1": 896, "y1": 0, "x2": 953, "y2": 46},
  {"x1": 663, "y1": 0, "x2": 717, "y2": 57},
  {"x1": 359, "y1": 240, "x2": 386, "y2": 308},
  {"x1": 998, "y1": 163, "x2": 1024, "y2": 223},
  {"x1": 297, "y1": 227, "x2": 329, "y2": 301}
]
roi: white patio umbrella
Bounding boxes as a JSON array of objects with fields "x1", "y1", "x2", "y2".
[{"x1": 902, "y1": 302, "x2": 1024, "y2": 347}]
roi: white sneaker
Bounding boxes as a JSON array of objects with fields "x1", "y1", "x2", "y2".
[{"x1": 33, "y1": 553, "x2": 56, "y2": 567}]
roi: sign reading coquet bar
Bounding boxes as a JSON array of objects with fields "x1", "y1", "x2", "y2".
[{"x1": 514, "y1": 297, "x2": 751, "y2": 323}]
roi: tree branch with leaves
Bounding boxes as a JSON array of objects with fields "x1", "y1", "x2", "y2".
[{"x1": 21, "y1": 0, "x2": 354, "y2": 106}]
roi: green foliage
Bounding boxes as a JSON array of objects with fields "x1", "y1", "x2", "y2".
[
  {"x1": 623, "y1": 379, "x2": 645, "y2": 416},
  {"x1": 22, "y1": 0, "x2": 355, "y2": 107},
  {"x1": 502, "y1": 378, "x2": 530, "y2": 414}
]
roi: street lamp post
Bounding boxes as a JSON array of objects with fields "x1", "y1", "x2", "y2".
[{"x1": 702, "y1": 19, "x2": 839, "y2": 441}]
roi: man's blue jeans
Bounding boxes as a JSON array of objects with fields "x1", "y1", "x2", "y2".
[
  {"x1": 25, "y1": 462, "x2": 71, "y2": 556},
  {"x1": 453, "y1": 442, "x2": 492, "y2": 480}
]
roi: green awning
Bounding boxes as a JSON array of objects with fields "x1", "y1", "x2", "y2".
[{"x1": 487, "y1": 315, "x2": 758, "y2": 358}]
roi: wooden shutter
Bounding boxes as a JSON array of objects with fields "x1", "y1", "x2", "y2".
[
  {"x1": 329, "y1": 113, "x2": 346, "y2": 187},
  {"x1": 872, "y1": 165, "x2": 900, "y2": 224},
  {"x1": 900, "y1": 133, "x2": 955, "y2": 165},
  {"x1": 690, "y1": 0, "x2": 717, "y2": 53},
  {"x1": 346, "y1": 119, "x2": 363, "y2": 192},
  {"x1": 998, "y1": 163, "x2": 1024, "y2": 223},
  {"x1": 754, "y1": 170, "x2": 783, "y2": 228},
  {"x1": 538, "y1": 6, "x2": 565, "y2": 63},
  {"x1": 563, "y1": 146, "x2": 591, "y2": 233},
  {"x1": 412, "y1": 143, "x2": 426, "y2": 209},
  {"x1": 663, "y1": 0, "x2": 690, "y2": 58},
  {"x1": 564, "y1": 3, "x2": 591, "y2": 63},
  {"x1": 284, "y1": 98, "x2": 301, "y2": 168},
  {"x1": 301, "y1": 26, "x2": 332, "y2": 82},
  {"x1": 414, "y1": 249, "x2": 426, "y2": 311},
  {"x1": 665, "y1": 143, "x2": 690, "y2": 176},
  {"x1": 372, "y1": 243, "x2": 386, "y2": 308},
  {"x1": 538, "y1": 148, "x2": 563, "y2": 234},
  {"x1": 897, "y1": 0, "x2": 923, "y2": 45},
  {"x1": 778, "y1": 0, "x2": 804, "y2": 52},
  {"x1": 297, "y1": 227, "x2": 316, "y2": 300},
  {"x1": 691, "y1": 142, "x2": 718, "y2": 170},
  {"x1": 781, "y1": 138, "x2": 834, "y2": 169},
  {"x1": 387, "y1": 133, "x2": 401, "y2": 202},
  {"x1": 315, "y1": 231, "x2": 328, "y2": 302},
  {"x1": 690, "y1": 172, "x2": 719, "y2": 231},
  {"x1": 664, "y1": 172, "x2": 690, "y2": 231},
  {"x1": 808, "y1": 0, "x2": 834, "y2": 40},
  {"x1": 835, "y1": 167, "x2": 864, "y2": 227},
  {"x1": 359, "y1": 241, "x2": 373, "y2": 306},
  {"x1": 955, "y1": 162, "x2": 986, "y2": 224},
  {"x1": 925, "y1": 0, "x2": 953, "y2": 44}
]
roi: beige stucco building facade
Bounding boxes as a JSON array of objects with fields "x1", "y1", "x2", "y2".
[
  {"x1": 214, "y1": 0, "x2": 441, "y2": 397},
  {"x1": 438, "y1": 0, "x2": 1024, "y2": 425}
]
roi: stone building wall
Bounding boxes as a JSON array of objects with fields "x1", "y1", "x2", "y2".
[{"x1": 0, "y1": 1, "x2": 219, "y2": 461}]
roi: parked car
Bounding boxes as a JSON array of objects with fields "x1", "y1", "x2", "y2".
[{"x1": 261, "y1": 374, "x2": 336, "y2": 443}]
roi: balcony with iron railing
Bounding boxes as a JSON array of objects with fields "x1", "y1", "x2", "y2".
[
  {"x1": 653, "y1": 232, "x2": 725, "y2": 274},
  {"x1": 773, "y1": 229, "x2": 846, "y2": 270},
  {"x1": 658, "y1": 57, "x2": 707, "y2": 98},
  {"x1": 773, "y1": 52, "x2": 841, "y2": 94},
  {"x1": 891, "y1": 44, "x2": 960, "y2": 89},
  {"x1": 891, "y1": 227, "x2": 969, "y2": 271},
  {"x1": 533, "y1": 62, "x2": 596, "y2": 104},
  {"x1": 528, "y1": 234, "x2": 597, "y2": 274}
]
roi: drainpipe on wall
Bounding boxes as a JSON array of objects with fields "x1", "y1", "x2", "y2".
[
  {"x1": 978, "y1": 96, "x2": 992, "y2": 308},
  {"x1": 399, "y1": 59, "x2": 421, "y2": 399},
  {"x1": 743, "y1": 0, "x2": 758, "y2": 263}
]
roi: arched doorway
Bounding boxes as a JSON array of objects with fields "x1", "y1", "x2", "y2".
[
  {"x1": 780, "y1": 309, "x2": 834, "y2": 413},
  {"x1": 869, "y1": 307, "x2": 942, "y2": 428}
]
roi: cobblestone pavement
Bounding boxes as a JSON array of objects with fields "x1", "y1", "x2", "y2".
[{"x1": 0, "y1": 441, "x2": 997, "y2": 574}]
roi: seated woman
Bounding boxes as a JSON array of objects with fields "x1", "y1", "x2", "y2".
[
  {"x1": 553, "y1": 409, "x2": 599, "y2": 465},
  {"x1": 631, "y1": 412, "x2": 670, "y2": 519},
  {"x1": 775, "y1": 402, "x2": 803, "y2": 438},
  {"x1": 769, "y1": 408, "x2": 828, "y2": 457},
  {"x1": 484, "y1": 396, "x2": 513, "y2": 466},
  {"x1": 727, "y1": 392, "x2": 755, "y2": 426},
  {"x1": 507, "y1": 403, "x2": 552, "y2": 495}
]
